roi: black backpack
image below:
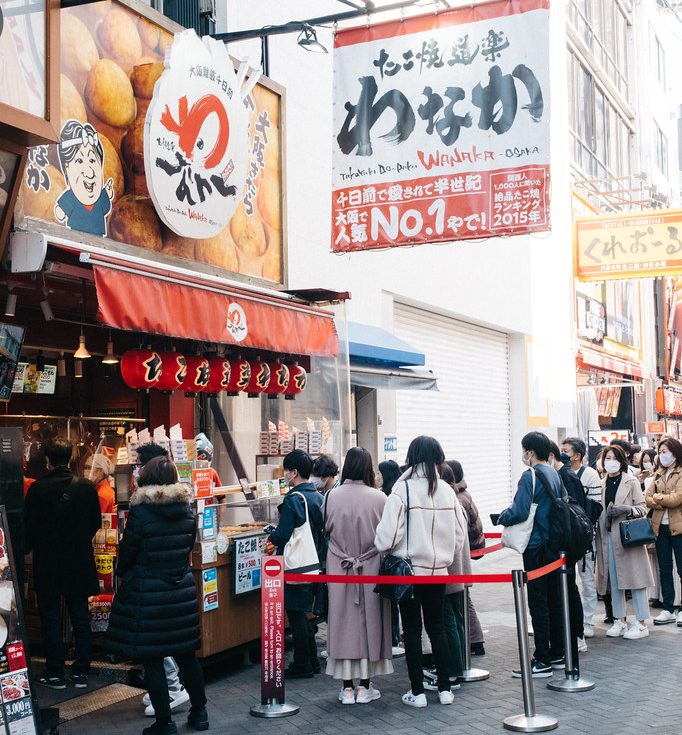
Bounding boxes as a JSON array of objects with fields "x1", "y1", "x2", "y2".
[
  {"x1": 534, "y1": 469, "x2": 594, "y2": 565},
  {"x1": 576, "y1": 466, "x2": 604, "y2": 525}
]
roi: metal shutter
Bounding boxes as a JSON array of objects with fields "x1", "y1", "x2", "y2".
[{"x1": 393, "y1": 303, "x2": 513, "y2": 522}]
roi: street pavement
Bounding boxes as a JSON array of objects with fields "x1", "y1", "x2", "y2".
[{"x1": 55, "y1": 547, "x2": 682, "y2": 734}]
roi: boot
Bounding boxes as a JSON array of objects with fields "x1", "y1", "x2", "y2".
[
  {"x1": 187, "y1": 707, "x2": 209, "y2": 732},
  {"x1": 142, "y1": 720, "x2": 178, "y2": 735}
]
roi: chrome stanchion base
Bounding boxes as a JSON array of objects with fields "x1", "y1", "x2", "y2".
[
  {"x1": 250, "y1": 701, "x2": 300, "y2": 718},
  {"x1": 459, "y1": 667, "x2": 490, "y2": 682},
  {"x1": 503, "y1": 713, "x2": 558, "y2": 732},
  {"x1": 546, "y1": 674, "x2": 595, "y2": 692}
]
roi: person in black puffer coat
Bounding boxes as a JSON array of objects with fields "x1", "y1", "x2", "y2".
[{"x1": 106, "y1": 457, "x2": 207, "y2": 735}]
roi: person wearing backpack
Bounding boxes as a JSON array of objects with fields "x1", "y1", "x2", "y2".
[
  {"x1": 496, "y1": 432, "x2": 565, "y2": 678},
  {"x1": 596, "y1": 444, "x2": 653, "y2": 640},
  {"x1": 561, "y1": 437, "x2": 602, "y2": 638}
]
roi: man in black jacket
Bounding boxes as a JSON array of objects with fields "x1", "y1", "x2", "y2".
[{"x1": 25, "y1": 439, "x2": 101, "y2": 689}]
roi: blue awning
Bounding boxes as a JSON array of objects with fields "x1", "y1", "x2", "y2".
[{"x1": 341, "y1": 322, "x2": 425, "y2": 367}]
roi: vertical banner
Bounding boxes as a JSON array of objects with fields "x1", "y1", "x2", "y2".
[
  {"x1": 260, "y1": 556, "x2": 285, "y2": 703},
  {"x1": 332, "y1": 0, "x2": 550, "y2": 252}
]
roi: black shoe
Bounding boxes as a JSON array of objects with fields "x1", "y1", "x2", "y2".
[
  {"x1": 650, "y1": 599, "x2": 664, "y2": 609},
  {"x1": 471, "y1": 642, "x2": 486, "y2": 656},
  {"x1": 37, "y1": 675, "x2": 66, "y2": 690},
  {"x1": 72, "y1": 673, "x2": 88, "y2": 688},
  {"x1": 311, "y1": 657, "x2": 321, "y2": 674},
  {"x1": 512, "y1": 660, "x2": 552, "y2": 679},
  {"x1": 284, "y1": 663, "x2": 314, "y2": 679},
  {"x1": 187, "y1": 707, "x2": 209, "y2": 732},
  {"x1": 142, "y1": 722, "x2": 178, "y2": 735},
  {"x1": 603, "y1": 615, "x2": 615, "y2": 625},
  {"x1": 550, "y1": 656, "x2": 565, "y2": 670}
]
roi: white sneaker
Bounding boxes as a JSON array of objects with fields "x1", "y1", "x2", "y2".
[
  {"x1": 320, "y1": 650, "x2": 329, "y2": 659},
  {"x1": 438, "y1": 690, "x2": 455, "y2": 705},
  {"x1": 583, "y1": 624, "x2": 594, "y2": 638},
  {"x1": 577, "y1": 637, "x2": 588, "y2": 653},
  {"x1": 606, "y1": 620, "x2": 628, "y2": 637},
  {"x1": 392, "y1": 646, "x2": 405, "y2": 657},
  {"x1": 402, "y1": 690, "x2": 427, "y2": 708},
  {"x1": 623, "y1": 623, "x2": 649, "y2": 640},
  {"x1": 653, "y1": 610, "x2": 676, "y2": 625},
  {"x1": 356, "y1": 684, "x2": 381, "y2": 703},
  {"x1": 339, "y1": 687, "x2": 355, "y2": 705},
  {"x1": 677, "y1": 611, "x2": 682, "y2": 627},
  {"x1": 144, "y1": 687, "x2": 190, "y2": 717}
]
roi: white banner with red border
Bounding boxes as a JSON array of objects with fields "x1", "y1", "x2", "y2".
[{"x1": 331, "y1": 0, "x2": 550, "y2": 252}]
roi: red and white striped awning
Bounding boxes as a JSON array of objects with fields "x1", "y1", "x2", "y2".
[{"x1": 577, "y1": 348, "x2": 653, "y2": 381}]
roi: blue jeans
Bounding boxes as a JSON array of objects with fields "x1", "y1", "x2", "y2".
[
  {"x1": 655, "y1": 525, "x2": 682, "y2": 612},
  {"x1": 607, "y1": 533, "x2": 649, "y2": 621}
]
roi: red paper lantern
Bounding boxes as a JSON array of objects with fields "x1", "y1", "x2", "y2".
[
  {"x1": 181, "y1": 356, "x2": 211, "y2": 395},
  {"x1": 224, "y1": 358, "x2": 251, "y2": 395},
  {"x1": 120, "y1": 349, "x2": 162, "y2": 390},
  {"x1": 205, "y1": 357, "x2": 232, "y2": 395},
  {"x1": 155, "y1": 352, "x2": 187, "y2": 393},
  {"x1": 265, "y1": 362, "x2": 290, "y2": 398},
  {"x1": 246, "y1": 360, "x2": 271, "y2": 397},
  {"x1": 284, "y1": 364, "x2": 307, "y2": 399}
]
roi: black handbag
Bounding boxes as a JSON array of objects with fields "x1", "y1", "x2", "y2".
[
  {"x1": 619, "y1": 516, "x2": 656, "y2": 547},
  {"x1": 375, "y1": 482, "x2": 414, "y2": 604}
]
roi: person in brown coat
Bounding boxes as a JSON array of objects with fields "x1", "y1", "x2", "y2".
[
  {"x1": 644, "y1": 437, "x2": 682, "y2": 626},
  {"x1": 324, "y1": 447, "x2": 393, "y2": 705},
  {"x1": 596, "y1": 445, "x2": 653, "y2": 641}
]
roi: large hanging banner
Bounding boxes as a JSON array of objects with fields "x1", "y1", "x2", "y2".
[{"x1": 331, "y1": 0, "x2": 550, "y2": 252}]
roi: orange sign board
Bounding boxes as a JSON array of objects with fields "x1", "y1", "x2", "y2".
[
  {"x1": 644, "y1": 422, "x2": 665, "y2": 434},
  {"x1": 192, "y1": 468, "x2": 213, "y2": 499},
  {"x1": 575, "y1": 209, "x2": 682, "y2": 281}
]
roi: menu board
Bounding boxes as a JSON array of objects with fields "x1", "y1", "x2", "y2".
[
  {"x1": 11, "y1": 364, "x2": 56, "y2": 395},
  {"x1": 232, "y1": 533, "x2": 267, "y2": 596},
  {"x1": 0, "y1": 508, "x2": 39, "y2": 735}
]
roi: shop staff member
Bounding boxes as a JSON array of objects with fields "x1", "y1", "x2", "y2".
[
  {"x1": 195, "y1": 433, "x2": 222, "y2": 487},
  {"x1": 25, "y1": 439, "x2": 101, "y2": 690},
  {"x1": 85, "y1": 454, "x2": 116, "y2": 513}
]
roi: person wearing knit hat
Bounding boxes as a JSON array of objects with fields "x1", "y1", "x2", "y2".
[
  {"x1": 195, "y1": 433, "x2": 222, "y2": 488},
  {"x1": 85, "y1": 453, "x2": 115, "y2": 514}
]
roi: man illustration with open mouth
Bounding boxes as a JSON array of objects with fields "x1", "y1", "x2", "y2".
[{"x1": 55, "y1": 120, "x2": 114, "y2": 236}]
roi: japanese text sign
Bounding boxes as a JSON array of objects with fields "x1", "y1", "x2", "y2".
[
  {"x1": 260, "y1": 556, "x2": 285, "y2": 703},
  {"x1": 233, "y1": 533, "x2": 266, "y2": 595},
  {"x1": 331, "y1": 0, "x2": 550, "y2": 252},
  {"x1": 192, "y1": 468, "x2": 213, "y2": 499},
  {"x1": 576, "y1": 209, "x2": 682, "y2": 281}
]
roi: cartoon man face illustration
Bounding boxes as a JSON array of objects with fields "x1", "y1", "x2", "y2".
[{"x1": 54, "y1": 120, "x2": 114, "y2": 237}]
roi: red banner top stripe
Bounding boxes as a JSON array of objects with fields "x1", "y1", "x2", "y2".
[{"x1": 334, "y1": 0, "x2": 550, "y2": 49}]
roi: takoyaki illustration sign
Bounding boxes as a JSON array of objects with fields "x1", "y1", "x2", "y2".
[{"x1": 145, "y1": 29, "x2": 252, "y2": 239}]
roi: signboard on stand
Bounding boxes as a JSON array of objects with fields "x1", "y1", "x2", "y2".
[
  {"x1": 331, "y1": 0, "x2": 550, "y2": 252},
  {"x1": 233, "y1": 534, "x2": 266, "y2": 596}
]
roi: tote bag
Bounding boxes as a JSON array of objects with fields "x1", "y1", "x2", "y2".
[
  {"x1": 501, "y1": 470, "x2": 538, "y2": 554},
  {"x1": 284, "y1": 491, "x2": 321, "y2": 583}
]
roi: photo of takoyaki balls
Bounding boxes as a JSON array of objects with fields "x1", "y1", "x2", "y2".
[
  {"x1": 61, "y1": 12, "x2": 99, "y2": 93},
  {"x1": 88, "y1": 111, "x2": 126, "y2": 152},
  {"x1": 100, "y1": 134, "x2": 125, "y2": 201},
  {"x1": 162, "y1": 228, "x2": 197, "y2": 262},
  {"x1": 60, "y1": 74, "x2": 87, "y2": 125},
  {"x1": 98, "y1": 6, "x2": 143, "y2": 72},
  {"x1": 137, "y1": 17, "x2": 163, "y2": 57},
  {"x1": 108, "y1": 195, "x2": 163, "y2": 250},
  {"x1": 130, "y1": 62, "x2": 164, "y2": 100},
  {"x1": 85, "y1": 59, "x2": 136, "y2": 128},
  {"x1": 193, "y1": 228, "x2": 241, "y2": 273},
  {"x1": 261, "y1": 243, "x2": 282, "y2": 283},
  {"x1": 264, "y1": 134, "x2": 280, "y2": 174},
  {"x1": 72, "y1": 0, "x2": 112, "y2": 28},
  {"x1": 257, "y1": 175, "x2": 281, "y2": 231},
  {"x1": 22, "y1": 166, "x2": 66, "y2": 221},
  {"x1": 230, "y1": 203, "x2": 267, "y2": 258},
  {"x1": 121, "y1": 115, "x2": 146, "y2": 176},
  {"x1": 252, "y1": 84, "x2": 280, "y2": 129}
]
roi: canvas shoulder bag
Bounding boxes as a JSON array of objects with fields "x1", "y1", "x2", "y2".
[
  {"x1": 283, "y1": 491, "x2": 321, "y2": 583},
  {"x1": 501, "y1": 470, "x2": 537, "y2": 554}
]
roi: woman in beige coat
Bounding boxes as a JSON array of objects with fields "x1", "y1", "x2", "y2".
[
  {"x1": 644, "y1": 437, "x2": 682, "y2": 626},
  {"x1": 595, "y1": 445, "x2": 653, "y2": 640}
]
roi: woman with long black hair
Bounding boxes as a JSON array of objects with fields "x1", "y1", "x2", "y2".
[{"x1": 375, "y1": 436, "x2": 463, "y2": 708}]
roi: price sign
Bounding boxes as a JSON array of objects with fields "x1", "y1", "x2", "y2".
[{"x1": 232, "y1": 533, "x2": 267, "y2": 596}]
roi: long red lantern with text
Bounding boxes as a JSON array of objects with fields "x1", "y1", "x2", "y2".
[
  {"x1": 246, "y1": 360, "x2": 271, "y2": 397},
  {"x1": 120, "y1": 350, "x2": 163, "y2": 390},
  {"x1": 225, "y1": 357, "x2": 251, "y2": 395},
  {"x1": 284, "y1": 364, "x2": 307, "y2": 399},
  {"x1": 205, "y1": 357, "x2": 232, "y2": 395},
  {"x1": 155, "y1": 352, "x2": 187, "y2": 393},
  {"x1": 265, "y1": 362, "x2": 290, "y2": 398},
  {"x1": 181, "y1": 356, "x2": 211, "y2": 396}
]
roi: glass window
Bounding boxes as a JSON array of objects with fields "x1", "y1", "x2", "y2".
[{"x1": 655, "y1": 124, "x2": 668, "y2": 177}]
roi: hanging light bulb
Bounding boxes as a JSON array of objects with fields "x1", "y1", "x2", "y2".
[
  {"x1": 57, "y1": 352, "x2": 66, "y2": 378},
  {"x1": 74, "y1": 360, "x2": 83, "y2": 379},
  {"x1": 74, "y1": 330, "x2": 91, "y2": 359},
  {"x1": 102, "y1": 332, "x2": 119, "y2": 364}
]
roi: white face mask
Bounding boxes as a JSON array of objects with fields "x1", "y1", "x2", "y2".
[
  {"x1": 642, "y1": 462, "x2": 652, "y2": 470},
  {"x1": 310, "y1": 476, "x2": 324, "y2": 490},
  {"x1": 522, "y1": 452, "x2": 531, "y2": 467},
  {"x1": 659, "y1": 452, "x2": 675, "y2": 468},
  {"x1": 604, "y1": 459, "x2": 621, "y2": 474}
]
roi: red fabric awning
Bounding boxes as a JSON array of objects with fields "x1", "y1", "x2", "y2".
[
  {"x1": 94, "y1": 267, "x2": 338, "y2": 357},
  {"x1": 577, "y1": 348, "x2": 652, "y2": 380}
]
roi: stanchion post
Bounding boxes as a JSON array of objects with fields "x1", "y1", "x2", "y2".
[
  {"x1": 503, "y1": 569, "x2": 557, "y2": 733},
  {"x1": 459, "y1": 586, "x2": 489, "y2": 682},
  {"x1": 546, "y1": 552, "x2": 595, "y2": 693},
  {"x1": 250, "y1": 557, "x2": 300, "y2": 718}
]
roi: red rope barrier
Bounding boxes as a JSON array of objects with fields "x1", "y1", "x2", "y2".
[
  {"x1": 526, "y1": 557, "x2": 564, "y2": 580},
  {"x1": 470, "y1": 542, "x2": 503, "y2": 558},
  {"x1": 285, "y1": 572, "x2": 513, "y2": 584},
  {"x1": 484, "y1": 532, "x2": 502, "y2": 538}
]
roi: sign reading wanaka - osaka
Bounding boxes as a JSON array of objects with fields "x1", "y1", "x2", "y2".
[{"x1": 331, "y1": 0, "x2": 550, "y2": 252}]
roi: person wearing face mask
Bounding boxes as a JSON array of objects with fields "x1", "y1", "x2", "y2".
[
  {"x1": 645, "y1": 438, "x2": 682, "y2": 626},
  {"x1": 596, "y1": 445, "x2": 653, "y2": 640},
  {"x1": 637, "y1": 450, "x2": 657, "y2": 490},
  {"x1": 496, "y1": 432, "x2": 566, "y2": 678},
  {"x1": 639, "y1": 451, "x2": 662, "y2": 608},
  {"x1": 311, "y1": 455, "x2": 340, "y2": 494}
]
